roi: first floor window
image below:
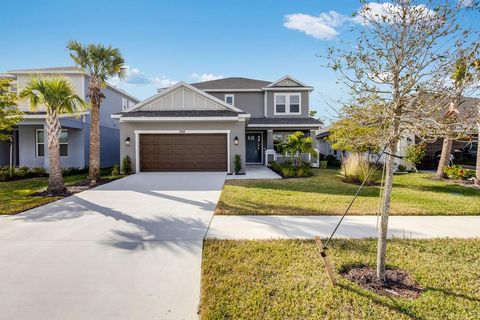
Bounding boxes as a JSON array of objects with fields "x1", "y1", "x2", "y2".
[
  {"x1": 36, "y1": 129, "x2": 68, "y2": 157},
  {"x1": 273, "y1": 132, "x2": 294, "y2": 153},
  {"x1": 59, "y1": 130, "x2": 68, "y2": 156},
  {"x1": 36, "y1": 129, "x2": 45, "y2": 157}
]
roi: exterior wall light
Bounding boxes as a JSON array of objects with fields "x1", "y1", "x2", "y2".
[
  {"x1": 234, "y1": 136, "x2": 239, "y2": 145},
  {"x1": 125, "y1": 137, "x2": 130, "y2": 146}
]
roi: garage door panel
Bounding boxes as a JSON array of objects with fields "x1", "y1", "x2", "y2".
[{"x1": 139, "y1": 134, "x2": 227, "y2": 171}]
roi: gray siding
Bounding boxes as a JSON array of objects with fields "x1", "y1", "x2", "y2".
[
  {"x1": 17, "y1": 125, "x2": 85, "y2": 169},
  {"x1": 119, "y1": 120, "x2": 246, "y2": 173},
  {"x1": 209, "y1": 92, "x2": 265, "y2": 117},
  {"x1": 207, "y1": 90, "x2": 310, "y2": 118}
]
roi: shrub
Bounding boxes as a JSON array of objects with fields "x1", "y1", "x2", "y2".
[
  {"x1": 326, "y1": 154, "x2": 341, "y2": 168},
  {"x1": 234, "y1": 154, "x2": 242, "y2": 174},
  {"x1": 319, "y1": 160, "x2": 328, "y2": 169},
  {"x1": 404, "y1": 143, "x2": 426, "y2": 172},
  {"x1": 15, "y1": 167, "x2": 30, "y2": 178},
  {"x1": 397, "y1": 164, "x2": 407, "y2": 172},
  {"x1": 31, "y1": 167, "x2": 47, "y2": 176},
  {"x1": 62, "y1": 167, "x2": 87, "y2": 176},
  {"x1": 443, "y1": 165, "x2": 475, "y2": 180},
  {"x1": 296, "y1": 163, "x2": 313, "y2": 177},
  {"x1": 281, "y1": 166, "x2": 296, "y2": 177},
  {"x1": 122, "y1": 156, "x2": 132, "y2": 175},
  {"x1": 111, "y1": 164, "x2": 120, "y2": 176},
  {"x1": 341, "y1": 154, "x2": 381, "y2": 185}
]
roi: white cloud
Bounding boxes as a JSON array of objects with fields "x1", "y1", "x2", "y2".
[
  {"x1": 108, "y1": 65, "x2": 177, "y2": 87},
  {"x1": 352, "y1": 2, "x2": 436, "y2": 26},
  {"x1": 458, "y1": 0, "x2": 474, "y2": 7},
  {"x1": 283, "y1": 11, "x2": 345, "y2": 40},
  {"x1": 284, "y1": 2, "x2": 437, "y2": 40},
  {"x1": 190, "y1": 73, "x2": 224, "y2": 82}
]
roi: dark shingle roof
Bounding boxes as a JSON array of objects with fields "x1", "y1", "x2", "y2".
[
  {"x1": 120, "y1": 110, "x2": 242, "y2": 118},
  {"x1": 248, "y1": 117, "x2": 323, "y2": 126},
  {"x1": 191, "y1": 77, "x2": 271, "y2": 90}
]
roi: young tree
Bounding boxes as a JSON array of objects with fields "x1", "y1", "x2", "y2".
[
  {"x1": 329, "y1": 0, "x2": 475, "y2": 281},
  {"x1": 404, "y1": 143, "x2": 426, "y2": 172},
  {"x1": 20, "y1": 77, "x2": 86, "y2": 192},
  {"x1": 0, "y1": 79, "x2": 22, "y2": 141},
  {"x1": 329, "y1": 102, "x2": 386, "y2": 154},
  {"x1": 67, "y1": 41, "x2": 126, "y2": 183}
]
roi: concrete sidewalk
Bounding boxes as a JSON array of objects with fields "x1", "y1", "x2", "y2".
[{"x1": 206, "y1": 215, "x2": 480, "y2": 239}]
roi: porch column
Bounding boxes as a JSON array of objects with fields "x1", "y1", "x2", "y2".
[
  {"x1": 43, "y1": 123, "x2": 49, "y2": 170},
  {"x1": 266, "y1": 130, "x2": 274, "y2": 149}
]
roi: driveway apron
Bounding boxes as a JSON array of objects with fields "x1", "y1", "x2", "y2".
[{"x1": 0, "y1": 172, "x2": 226, "y2": 320}]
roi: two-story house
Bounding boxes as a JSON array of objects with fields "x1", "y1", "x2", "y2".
[
  {"x1": 0, "y1": 66, "x2": 139, "y2": 170},
  {"x1": 114, "y1": 76, "x2": 323, "y2": 173}
]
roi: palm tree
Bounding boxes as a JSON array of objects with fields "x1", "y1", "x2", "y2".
[
  {"x1": 67, "y1": 40, "x2": 126, "y2": 183},
  {"x1": 283, "y1": 131, "x2": 317, "y2": 167},
  {"x1": 20, "y1": 77, "x2": 86, "y2": 192}
]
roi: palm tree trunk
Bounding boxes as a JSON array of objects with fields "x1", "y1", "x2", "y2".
[
  {"x1": 46, "y1": 111, "x2": 65, "y2": 193},
  {"x1": 88, "y1": 100, "x2": 100, "y2": 183},
  {"x1": 376, "y1": 140, "x2": 397, "y2": 282},
  {"x1": 436, "y1": 137, "x2": 452, "y2": 178}
]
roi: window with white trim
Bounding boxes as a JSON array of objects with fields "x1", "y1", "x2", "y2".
[
  {"x1": 36, "y1": 129, "x2": 68, "y2": 157},
  {"x1": 225, "y1": 94, "x2": 234, "y2": 106},
  {"x1": 36, "y1": 129, "x2": 45, "y2": 157},
  {"x1": 274, "y1": 93, "x2": 301, "y2": 115},
  {"x1": 121, "y1": 98, "x2": 128, "y2": 110}
]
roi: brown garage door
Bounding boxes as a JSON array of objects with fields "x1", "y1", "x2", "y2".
[{"x1": 139, "y1": 134, "x2": 228, "y2": 171}]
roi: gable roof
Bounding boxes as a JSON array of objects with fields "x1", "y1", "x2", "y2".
[
  {"x1": 191, "y1": 77, "x2": 271, "y2": 91},
  {"x1": 120, "y1": 81, "x2": 246, "y2": 115},
  {"x1": 266, "y1": 75, "x2": 308, "y2": 88}
]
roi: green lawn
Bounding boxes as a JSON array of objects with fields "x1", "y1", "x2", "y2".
[
  {"x1": 216, "y1": 169, "x2": 480, "y2": 215},
  {"x1": 0, "y1": 174, "x2": 119, "y2": 215},
  {"x1": 201, "y1": 239, "x2": 480, "y2": 320}
]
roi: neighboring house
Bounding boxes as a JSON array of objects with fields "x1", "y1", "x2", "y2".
[
  {"x1": 317, "y1": 95, "x2": 479, "y2": 170},
  {"x1": 114, "y1": 76, "x2": 323, "y2": 173},
  {"x1": 0, "y1": 66, "x2": 139, "y2": 170}
]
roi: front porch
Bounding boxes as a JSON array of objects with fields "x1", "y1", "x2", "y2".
[{"x1": 245, "y1": 129, "x2": 320, "y2": 168}]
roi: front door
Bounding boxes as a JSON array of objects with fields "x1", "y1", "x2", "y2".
[{"x1": 246, "y1": 133, "x2": 262, "y2": 163}]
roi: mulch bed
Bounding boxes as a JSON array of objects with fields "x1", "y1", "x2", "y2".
[
  {"x1": 31, "y1": 178, "x2": 118, "y2": 197},
  {"x1": 341, "y1": 266, "x2": 423, "y2": 299}
]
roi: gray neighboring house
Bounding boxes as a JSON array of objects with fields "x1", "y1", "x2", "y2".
[
  {"x1": 0, "y1": 67, "x2": 139, "y2": 170},
  {"x1": 114, "y1": 75, "x2": 323, "y2": 173}
]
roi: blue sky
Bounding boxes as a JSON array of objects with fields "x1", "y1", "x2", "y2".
[{"x1": 1, "y1": 1, "x2": 477, "y2": 122}]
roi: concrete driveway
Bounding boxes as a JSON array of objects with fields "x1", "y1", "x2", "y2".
[{"x1": 0, "y1": 172, "x2": 226, "y2": 320}]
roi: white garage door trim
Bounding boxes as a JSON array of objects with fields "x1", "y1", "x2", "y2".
[{"x1": 134, "y1": 130, "x2": 231, "y2": 173}]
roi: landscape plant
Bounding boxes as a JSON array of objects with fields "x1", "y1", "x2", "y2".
[
  {"x1": 67, "y1": 41, "x2": 126, "y2": 183},
  {"x1": 283, "y1": 131, "x2": 317, "y2": 167},
  {"x1": 234, "y1": 154, "x2": 242, "y2": 174},
  {"x1": 341, "y1": 154, "x2": 381, "y2": 185},
  {"x1": 404, "y1": 143, "x2": 426, "y2": 172},
  {"x1": 19, "y1": 77, "x2": 86, "y2": 193},
  {"x1": 328, "y1": 0, "x2": 476, "y2": 281},
  {"x1": 122, "y1": 155, "x2": 132, "y2": 175}
]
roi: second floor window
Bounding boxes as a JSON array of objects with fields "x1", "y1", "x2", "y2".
[
  {"x1": 225, "y1": 94, "x2": 234, "y2": 105},
  {"x1": 274, "y1": 93, "x2": 301, "y2": 115}
]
